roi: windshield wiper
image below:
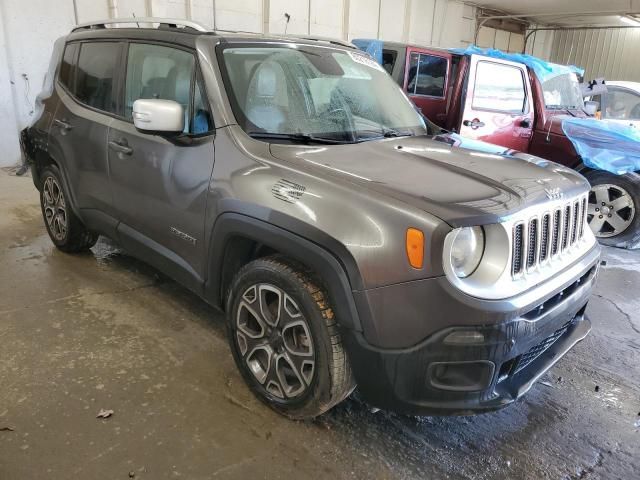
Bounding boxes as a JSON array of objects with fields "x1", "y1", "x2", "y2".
[
  {"x1": 247, "y1": 132, "x2": 353, "y2": 144},
  {"x1": 357, "y1": 127, "x2": 415, "y2": 140}
]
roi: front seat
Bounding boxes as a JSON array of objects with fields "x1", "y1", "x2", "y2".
[{"x1": 245, "y1": 62, "x2": 287, "y2": 132}]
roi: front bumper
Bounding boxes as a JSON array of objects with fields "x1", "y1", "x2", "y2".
[{"x1": 342, "y1": 246, "x2": 600, "y2": 415}]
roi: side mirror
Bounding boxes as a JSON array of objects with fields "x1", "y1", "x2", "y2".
[
  {"x1": 133, "y1": 99, "x2": 184, "y2": 133},
  {"x1": 584, "y1": 101, "x2": 599, "y2": 116}
]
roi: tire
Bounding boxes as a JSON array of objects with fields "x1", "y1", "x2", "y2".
[
  {"x1": 39, "y1": 165, "x2": 98, "y2": 253},
  {"x1": 584, "y1": 170, "x2": 640, "y2": 249},
  {"x1": 226, "y1": 255, "x2": 355, "y2": 419}
]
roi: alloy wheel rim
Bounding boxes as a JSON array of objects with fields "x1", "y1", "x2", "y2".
[
  {"x1": 235, "y1": 283, "x2": 315, "y2": 400},
  {"x1": 43, "y1": 177, "x2": 68, "y2": 241},
  {"x1": 587, "y1": 184, "x2": 635, "y2": 238}
]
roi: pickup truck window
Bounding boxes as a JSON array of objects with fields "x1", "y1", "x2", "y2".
[
  {"x1": 542, "y1": 72, "x2": 584, "y2": 110},
  {"x1": 407, "y1": 53, "x2": 447, "y2": 98},
  {"x1": 381, "y1": 49, "x2": 396, "y2": 75},
  {"x1": 472, "y1": 60, "x2": 526, "y2": 114},
  {"x1": 220, "y1": 45, "x2": 427, "y2": 143}
]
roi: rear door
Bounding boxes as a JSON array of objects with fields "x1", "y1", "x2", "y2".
[
  {"x1": 404, "y1": 48, "x2": 452, "y2": 126},
  {"x1": 107, "y1": 41, "x2": 215, "y2": 292},
  {"x1": 460, "y1": 54, "x2": 534, "y2": 151},
  {"x1": 49, "y1": 41, "x2": 123, "y2": 220}
]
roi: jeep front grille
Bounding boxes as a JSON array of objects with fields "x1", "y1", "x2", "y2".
[{"x1": 512, "y1": 195, "x2": 588, "y2": 277}]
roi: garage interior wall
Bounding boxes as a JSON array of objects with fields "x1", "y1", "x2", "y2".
[
  {"x1": 0, "y1": 0, "x2": 554, "y2": 167},
  {"x1": 550, "y1": 28, "x2": 640, "y2": 82}
]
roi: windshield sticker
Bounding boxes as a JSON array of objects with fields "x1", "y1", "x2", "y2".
[{"x1": 347, "y1": 51, "x2": 385, "y2": 72}]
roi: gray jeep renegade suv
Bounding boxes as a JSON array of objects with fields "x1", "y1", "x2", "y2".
[{"x1": 21, "y1": 18, "x2": 601, "y2": 419}]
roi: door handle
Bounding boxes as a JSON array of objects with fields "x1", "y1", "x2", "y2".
[
  {"x1": 54, "y1": 118, "x2": 73, "y2": 131},
  {"x1": 520, "y1": 119, "x2": 532, "y2": 128},
  {"x1": 463, "y1": 119, "x2": 485, "y2": 129},
  {"x1": 108, "y1": 140, "x2": 133, "y2": 155}
]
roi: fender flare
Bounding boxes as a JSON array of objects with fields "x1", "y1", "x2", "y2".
[{"x1": 205, "y1": 211, "x2": 365, "y2": 332}]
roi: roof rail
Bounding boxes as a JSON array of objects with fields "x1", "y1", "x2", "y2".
[
  {"x1": 292, "y1": 35, "x2": 357, "y2": 49},
  {"x1": 71, "y1": 17, "x2": 210, "y2": 33}
]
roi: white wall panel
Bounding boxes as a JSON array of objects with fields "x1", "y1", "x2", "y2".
[
  {"x1": 407, "y1": 0, "x2": 434, "y2": 46},
  {"x1": 190, "y1": 0, "x2": 216, "y2": 28},
  {"x1": 0, "y1": 0, "x2": 75, "y2": 166},
  {"x1": 378, "y1": 0, "x2": 406, "y2": 42},
  {"x1": 149, "y1": 0, "x2": 188, "y2": 18},
  {"x1": 269, "y1": 0, "x2": 309, "y2": 35},
  {"x1": 309, "y1": 0, "x2": 343, "y2": 38},
  {"x1": 0, "y1": 4, "x2": 21, "y2": 167},
  {"x1": 347, "y1": 0, "x2": 379, "y2": 40},
  {"x1": 551, "y1": 28, "x2": 640, "y2": 82},
  {"x1": 75, "y1": 0, "x2": 110, "y2": 22},
  {"x1": 434, "y1": 0, "x2": 473, "y2": 48},
  {"x1": 215, "y1": 0, "x2": 262, "y2": 32}
]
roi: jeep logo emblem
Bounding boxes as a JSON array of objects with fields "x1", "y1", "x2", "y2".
[{"x1": 545, "y1": 187, "x2": 563, "y2": 200}]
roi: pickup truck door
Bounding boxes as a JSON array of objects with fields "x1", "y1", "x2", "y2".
[
  {"x1": 459, "y1": 54, "x2": 534, "y2": 151},
  {"x1": 403, "y1": 47, "x2": 452, "y2": 126},
  {"x1": 107, "y1": 42, "x2": 215, "y2": 293}
]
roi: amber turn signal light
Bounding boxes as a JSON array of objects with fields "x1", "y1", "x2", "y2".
[{"x1": 406, "y1": 228, "x2": 424, "y2": 269}]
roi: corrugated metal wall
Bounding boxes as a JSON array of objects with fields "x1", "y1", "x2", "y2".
[{"x1": 550, "y1": 28, "x2": 640, "y2": 81}]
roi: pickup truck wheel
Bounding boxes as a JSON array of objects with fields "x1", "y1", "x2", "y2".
[
  {"x1": 39, "y1": 165, "x2": 98, "y2": 253},
  {"x1": 226, "y1": 256, "x2": 355, "y2": 419},
  {"x1": 584, "y1": 170, "x2": 640, "y2": 249}
]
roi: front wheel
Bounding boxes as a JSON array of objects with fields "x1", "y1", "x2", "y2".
[
  {"x1": 226, "y1": 256, "x2": 355, "y2": 419},
  {"x1": 584, "y1": 170, "x2": 640, "y2": 249}
]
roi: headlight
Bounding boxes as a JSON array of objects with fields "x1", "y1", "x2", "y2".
[{"x1": 450, "y1": 226, "x2": 485, "y2": 278}]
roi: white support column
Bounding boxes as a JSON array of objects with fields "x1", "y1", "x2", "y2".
[
  {"x1": 262, "y1": 0, "x2": 269, "y2": 34},
  {"x1": 342, "y1": 0, "x2": 349, "y2": 40},
  {"x1": 0, "y1": 2, "x2": 22, "y2": 167}
]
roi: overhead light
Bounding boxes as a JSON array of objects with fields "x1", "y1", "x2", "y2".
[{"x1": 620, "y1": 15, "x2": 640, "y2": 26}]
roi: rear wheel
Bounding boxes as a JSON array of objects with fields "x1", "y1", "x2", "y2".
[
  {"x1": 584, "y1": 170, "x2": 640, "y2": 248},
  {"x1": 39, "y1": 165, "x2": 98, "y2": 252},
  {"x1": 226, "y1": 255, "x2": 355, "y2": 419}
]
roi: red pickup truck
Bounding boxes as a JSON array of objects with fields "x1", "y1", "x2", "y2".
[{"x1": 356, "y1": 40, "x2": 640, "y2": 248}]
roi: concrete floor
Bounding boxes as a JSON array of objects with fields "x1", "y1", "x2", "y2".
[{"x1": 0, "y1": 169, "x2": 639, "y2": 480}]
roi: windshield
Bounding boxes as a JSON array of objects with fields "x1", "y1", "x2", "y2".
[
  {"x1": 542, "y1": 73, "x2": 584, "y2": 110},
  {"x1": 219, "y1": 44, "x2": 427, "y2": 143}
]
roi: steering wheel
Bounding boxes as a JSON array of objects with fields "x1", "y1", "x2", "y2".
[{"x1": 323, "y1": 107, "x2": 357, "y2": 142}]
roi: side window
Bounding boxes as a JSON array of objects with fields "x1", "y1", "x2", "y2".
[
  {"x1": 407, "y1": 53, "x2": 447, "y2": 97},
  {"x1": 416, "y1": 55, "x2": 447, "y2": 97},
  {"x1": 407, "y1": 53, "x2": 420, "y2": 93},
  {"x1": 473, "y1": 61, "x2": 526, "y2": 113},
  {"x1": 606, "y1": 89, "x2": 640, "y2": 120},
  {"x1": 125, "y1": 43, "x2": 195, "y2": 132},
  {"x1": 59, "y1": 43, "x2": 78, "y2": 92},
  {"x1": 381, "y1": 49, "x2": 397, "y2": 75},
  {"x1": 76, "y1": 42, "x2": 120, "y2": 113},
  {"x1": 191, "y1": 76, "x2": 213, "y2": 134}
]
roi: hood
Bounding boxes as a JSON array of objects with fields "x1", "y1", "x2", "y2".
[{"x1": 270, "y1": 135, "x2": 589, "y2": 227}]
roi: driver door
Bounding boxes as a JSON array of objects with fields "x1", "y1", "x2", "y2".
[{"x1": 460, "y1": 54, "x2": 534, "y2": 151}]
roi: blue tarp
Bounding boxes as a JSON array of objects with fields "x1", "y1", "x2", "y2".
[
  {"x1": 449, "y1": 45, "x2": 584, "y2": 84},
  {"x1": 351, "y1": 39, "x2": 383, "y2": 65},
  {"x1": 562, "y1": 118, "x2": 640, "y2": 175}
]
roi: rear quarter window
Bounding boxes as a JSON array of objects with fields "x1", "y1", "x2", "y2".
[{"x1": 59, "y1": 43, "x2": 78, "y2": 92}]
